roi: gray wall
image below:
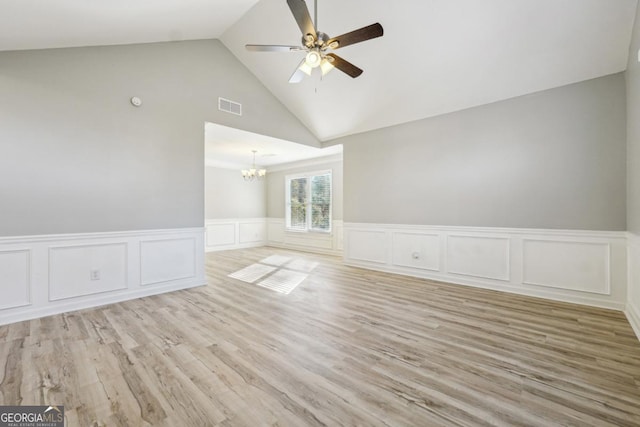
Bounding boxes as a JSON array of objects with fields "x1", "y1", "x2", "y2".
[
  {"x1": 266, "y1": 158, "x2": 343, "y2": 221},
  {"x1": 0, "y1": 40, "x2": 318, "y2": 237},
  {"x1": 205, "y1": 166, "x2": 266, "y2": 219},
  {"x1": 330, "y1": 73, "x2": 626, "y2": 230},
  {"x1": 628, "y1": 5, "x2": 640, "y2": 235}
]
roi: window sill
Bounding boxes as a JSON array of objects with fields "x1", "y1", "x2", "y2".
[{"x1": 285, "y1": 228, "x2": 332, "y2": 235}]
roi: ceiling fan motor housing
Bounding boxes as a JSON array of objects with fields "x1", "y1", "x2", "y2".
[{"x1": 303, "y1": 32, "x2": 329, "y2": 49}]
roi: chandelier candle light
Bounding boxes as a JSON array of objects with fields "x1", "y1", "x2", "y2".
[{"x1": 242, "y1": 150, "x2": 267, "y2": 181}]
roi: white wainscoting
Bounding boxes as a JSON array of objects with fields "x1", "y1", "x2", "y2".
[
  {"x1": 140, "y1": 238, "x2": 197, "y2": 286},
  {"x1": 392, "y1": 232, "x2": 440, "y2": 271},
  {"x1": 205, "y1": 218, "x2": 266, "y2": 252},
  {"x1": 267, "y1": 218, "x2": 343, "y2": 256},
  {"x1": 448, "y1": 235, "x2": 510, "y2": 281},
  {"x1": 523, "y1": 240, "x2": 610, "y2": 294},
  {"x1": 0, "y1": 228, "x2": 206, "y2": 326},
  {"x1": 344, "y1": 223, "x2": 627, "y2": 310},
  {"x1": 49, "y1": 243, "x2": 128, "y2": 301},
  {"x1": 205, "y1": 218, "x2": 343, "y2": 255},
  {"x1": 627, "y1": 232, "x2": 640, "y2": 340}
]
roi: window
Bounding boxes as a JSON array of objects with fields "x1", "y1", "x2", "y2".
[{"x1": 286, "y1": 171, "x2": 332, "y2": 232}]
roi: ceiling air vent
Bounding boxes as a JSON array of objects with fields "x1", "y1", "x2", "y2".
[{"x1": 218, "y1": 97, "x2": 242, "y2": 116}]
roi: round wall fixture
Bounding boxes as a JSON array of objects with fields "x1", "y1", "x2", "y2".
[{"x1": 130, "y1": 96, "x2": 142, "y2": 107}]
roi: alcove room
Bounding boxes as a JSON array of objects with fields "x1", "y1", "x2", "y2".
[{"x1": 1, "y1": 0, "x2": 640, "y2": 425}]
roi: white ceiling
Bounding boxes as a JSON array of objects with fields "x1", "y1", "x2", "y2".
[
  {"x1": 205, "y1": 123, "x2": 342, "y2": 170},
  {"x1": 1, "y1": 0, "x2": 637, "y2": 142},
  {"x1": 222, "y1": 0, "x2": 638, "y2": 141},
  {"x1": 0, "y1": 0, "x2": 258, "y2": 51}
]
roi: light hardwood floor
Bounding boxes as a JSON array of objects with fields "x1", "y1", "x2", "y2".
[{"x1": 1, "y1": 247, "x2": 640, "y2": 426}]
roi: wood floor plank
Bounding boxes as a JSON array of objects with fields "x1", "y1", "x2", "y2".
[{"x1": 1, "y1": 246, "x2": 639, "y2": 426}]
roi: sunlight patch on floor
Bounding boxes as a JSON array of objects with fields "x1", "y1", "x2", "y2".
[
  {"x1": 228, "y1": 263, "x2": 276, "y2": 283},
  {"x1": 257, "y1": 269, "x2": 308, "y2": 294},
  {"x1": 228, "y1": 255, "x2": 319, "y2": 295}
]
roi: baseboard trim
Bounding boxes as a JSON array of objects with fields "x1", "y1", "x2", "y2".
[
  {"x1": 0, "y1": 280, "x2": 206, "y2": 326},
  {"x1": 206, "y1": 241, "x2": 265, "y2": 252},
  {"x1": 345, "y1": 260, "x2": 626, "y2": 311},
  {"x1": 267, "y1": 243, "x2": 342, "y2": 257},
  {"x1": 627, "y1": 232, "x2": 640, "y2": 340},
  {"x1": 625, "y1": 302, "x2": 640, "y2": 341}
]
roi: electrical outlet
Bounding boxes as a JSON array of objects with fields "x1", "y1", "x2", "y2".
[
  {"x1": 90, "y1": 270, "x2": 100, "y2": 281},
  {"x1": 411, "y1": 252, "x2": 420, "y2": 260}
]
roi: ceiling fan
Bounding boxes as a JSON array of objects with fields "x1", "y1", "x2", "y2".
[{"x1": 245, "y1": 0, "x2": 383, "y2": 83}]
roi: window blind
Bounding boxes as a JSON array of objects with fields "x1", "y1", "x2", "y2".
[{"x1": 285, "y1": 171, "x2": 332, "y2": 233}]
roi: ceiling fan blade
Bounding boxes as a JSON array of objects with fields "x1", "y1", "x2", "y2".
[
  {"x1": 289, "y1": 59, "x2": 307, "y2": 83},
  {"x1": 287, "y1": 0, "x2": 317, "y2": 40},
  {"x1": 326, "y1": 23, "x2": 383, "y2": 50},
  {"x1": 246, "y1": 44, "x2": 305, "y2": 52},
  {"x1": 326, "y1": 54, "x2": 363, "y2": 78}
]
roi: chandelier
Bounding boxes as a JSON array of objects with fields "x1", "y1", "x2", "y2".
[{"x1": 241, "y1": 150, "x2": 266, "y2": 181}]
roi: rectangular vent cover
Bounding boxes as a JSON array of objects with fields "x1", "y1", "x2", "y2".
[{"x1": 218, "y1": 97, "x2": 242, "y2": 116}]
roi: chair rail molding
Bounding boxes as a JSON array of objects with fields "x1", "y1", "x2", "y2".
[
  {"x1": 0, "y1": 228, "x2": 206, "y2": 326},
  {"x1": 344, "y1": 222, "x2": 628, "y2": 311}
]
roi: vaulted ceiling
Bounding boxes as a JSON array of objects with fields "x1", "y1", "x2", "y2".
[
  {"x1": 1, "y1": 0, "x2": 637, "y2": 142},
  {"x1": 222, "y1": 0, "x2": 638, "y2": 141},
  {"x1": 0, "y1": 0, "x2": 259, "y2": 51}
]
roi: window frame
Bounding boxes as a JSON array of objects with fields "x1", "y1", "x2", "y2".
[{"x1": 285, "y1": 169, "x2": 332, "y2": 234}]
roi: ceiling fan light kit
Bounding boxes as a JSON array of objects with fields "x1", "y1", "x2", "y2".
[
  {"x1": 320, "y1": 56, "x2": 335, "y2": 76},
  {"x1": 305, "y1": 49, "x2": 322, "y2": 68},
  {"x1": 245, "y1": 0, "x2": 383, "y2": 83}
]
